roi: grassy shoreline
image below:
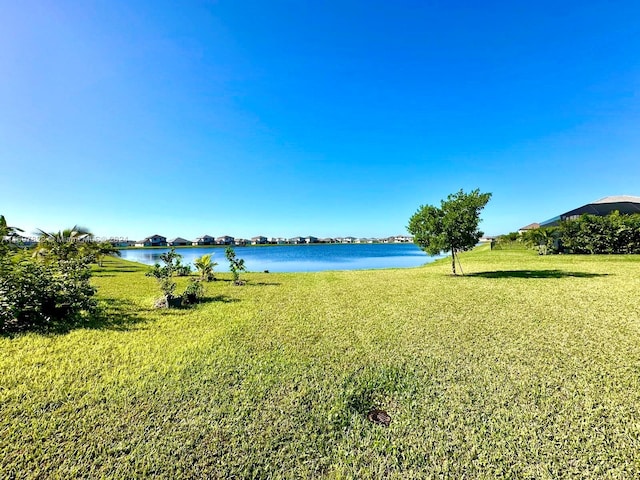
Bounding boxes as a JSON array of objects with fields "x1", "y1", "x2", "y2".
[{"x1": 2, "y1": 246, "x2": 640, "y2": 477}]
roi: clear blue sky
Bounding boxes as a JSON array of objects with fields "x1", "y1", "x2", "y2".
[{"x1": 1, "y1": 0, "x2": 639, "y2": 240}]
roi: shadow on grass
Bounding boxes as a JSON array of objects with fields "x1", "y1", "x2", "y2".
[
  {"x1": 1, "y1": 298, "x2": 146, "y2": 337},
  {"x1": 93, "y1": 266, "x2": 145, "y2": 277},
  {"x1": 211, "y1": 278, "x2": 281, "y2": 287},
  {"x1": 152, "y1": 295, "x2": 239, "y2": 317},
  {"x1": 186, "y1": 295, "x2": 239, "y2": 306},
  {"x1": 83, "y1": 298, "x2": 147, "y2": 331},
  {"x1": 204, "y1": 295, "x2": 240, "y2": 303},
  {"x1": 468, "y1": 269, "x2": 609, "y2": 279}
]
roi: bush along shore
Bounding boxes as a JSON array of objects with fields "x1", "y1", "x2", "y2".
[{"x1": 495, "y1": 211, "x2": 640, "y2": 255}]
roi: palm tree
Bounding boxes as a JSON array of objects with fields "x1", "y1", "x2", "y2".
[
  {"x1": 93, "y1": 241, "x2": 122, "y2": 267},
  {"x1": 1, "y1": 215, "x2": 23, "y2": 244},
  {"x1": 1, "y1": 215, "x2": 24, "y2": 262},
  {"x1": 522, "y1": 227, "x2": 557, "y2": 255},
  {"x1": 35, "y1": 225, "x2": 93, "y2": 261},
  {"x1": 194, "y1": 253, "x2": 218, "y2": 281}
]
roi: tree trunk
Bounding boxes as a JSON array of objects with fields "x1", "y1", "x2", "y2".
[{"x1": 451, "y1": 247, "x2": 456, "y2": 275}]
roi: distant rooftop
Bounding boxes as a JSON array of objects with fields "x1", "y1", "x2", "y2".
[
  {"x1": 519, "y1": 223, "x2": 540, "y2": 231},
  {"x1": 592, "y1": 195, "x2": 640, "y2": 204},
  {"x1": 541, "y1": 194, "x2": 640, "y2": 227}
]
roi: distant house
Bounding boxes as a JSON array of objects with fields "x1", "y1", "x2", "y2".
[
  {"x1": 271, "y1": 237, "x2": 287, "y2": 245},
  {"x1": 518, "y1": 223, "x2": 540, "y2": 234},
  {"x1": 319, "y1": 238, "x2": 335, "y2": 244},
  {"x1": 216, "y1": 236, "x2": 234, "y2": 245},
  {"x1": 341, "y1": 237, "x2": 356, "y2": 244},
  {"x1": 289, "y1": 236, "x2": 305, "y2": 244},
  {"x1": 479, "y1": 236, "x2": 496, "y2": 243},
  {"x1": 135, "y1": 235, "x2": 167, "y2": 247},
  {"x1": 234, "y1": 238, "x2": 248, "y2": 246},
  {"x1": 305, "y1": 236, "x2": 318, "y2": 244},
  {"x1": 393, "y1": 235, "x2": 413, "y2": 243},
  {"x1": 541, "y1": 195, "x2": 640, "y2": 227},
  {"x1": 168, "y1": 237, "x2": 190, "y2": 247},
  {"x1": 192, "y1": 235, "x2": 215, "y2": 246},
  {"x1": 251, "y1": 236, "x2": 268, "y2": 245},
  {"x1": 109, "y1": 239, "x2": 135, "y2": 247}
]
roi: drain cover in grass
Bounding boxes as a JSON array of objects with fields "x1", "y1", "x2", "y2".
[{"x1": 367, "y1": 409, "x2": 391, "y2": 427}]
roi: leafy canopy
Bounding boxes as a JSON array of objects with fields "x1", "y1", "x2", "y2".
[{"x1": 407, "y1": 189, "x2": 491, "y2": 274}]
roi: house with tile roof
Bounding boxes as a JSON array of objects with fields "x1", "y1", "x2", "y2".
[
  {"x1": 168, "y1": 237, "x2": 190, "y2": 246},
  {"x1": 192, "y1": 235, "x2": 215, "y2": 246},
  {"x1": 135, "y1": 235, "x2": 167, "y2": 247}
]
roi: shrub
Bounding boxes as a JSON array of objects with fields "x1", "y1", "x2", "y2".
[
  {"x1": 182, "y1": 278, "x2": 204, "y2": 305},
  {"x1": 556, "y1": 212, "x2": 640, "y2": 254},
  {"x1": 523, "y1": 212, "x2": 640, "y2": 255},
  {"x1": 521, "y1": 227, "x2": 559, "y2": 255},
  {"x1": 225, "y1": 247, "x2": 246, "y2": 285},
  {"x1": 146, "y1": 248, "x2": 195, "y2": 307},
  {"x1": 492, "y1": 232, "x2": 528, "y2": 251},
  {"x1": 146, "y1": 262, "x2": 177, "y2": 303},
  {"x1": 175, "y1": 261, "x2": 192, "y2": 277},
  {"x1": 0, "y1": 256, "x2": 96, "y2": 332},
  {"x1": 0, "y1": 217, "x2": 98, "y2": 332}
]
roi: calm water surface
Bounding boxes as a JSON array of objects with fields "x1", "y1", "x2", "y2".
[{"x1": 119, "y1": 243, "x2": 442, "y2": 273}]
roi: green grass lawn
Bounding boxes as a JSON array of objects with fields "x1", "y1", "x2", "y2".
[{"x1": 2, "y1": 246, "x2": 640, "y2": 478}]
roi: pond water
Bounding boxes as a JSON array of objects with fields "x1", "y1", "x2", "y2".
[{"x1": 119, "y1": 243, "x2": 442, "y2": 273}]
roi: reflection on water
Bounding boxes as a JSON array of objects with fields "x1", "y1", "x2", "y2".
[{"x1": 119, "y1": 243, "x2": 442, "y2": 273}]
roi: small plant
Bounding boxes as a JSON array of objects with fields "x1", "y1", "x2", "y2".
[
  {"x1": 175, "y1": 259, "x2": 192, "y2": 277},
  {"x1": 182, "y1": 278, "x2": 204, "y2": 305},
  {"x1": 146, "y1": 263, "x2": 177, "y2": 307},
  {"x1": 194, "y1": 253, "x2": 218, "y2": 281},
  {"x1": 225, "y1": 246, "x2": 246, "y2": 285},
  {"x1": 146, "y1": 248, "x2": 184, "y2": 307},
  {"x1": 159, "y1": 248, "x2": 181, "y2": 275}
]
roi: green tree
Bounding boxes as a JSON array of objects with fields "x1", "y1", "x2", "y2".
[
  {"x1": 225, "y1": 246, "x2": 246, "y2": 285},
  {"x1": 93, "y1": 242, "x2": 122, "y2": 267},
  {"x1": 145, "y1": 248, "x2": 184, "y2": 306},
  {"x1": 407, "y1": 189, "x2": 492, "y2": 275},
  {"x1": 194, "y1": 253, "x2": 218, "y2": 281}
]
